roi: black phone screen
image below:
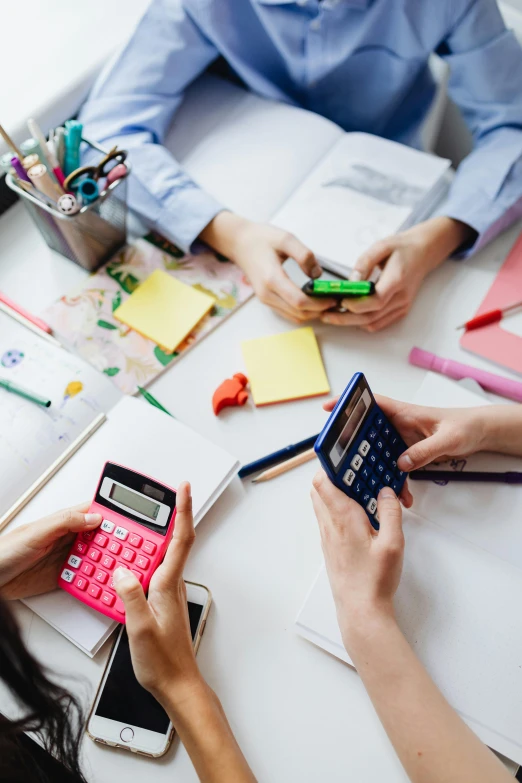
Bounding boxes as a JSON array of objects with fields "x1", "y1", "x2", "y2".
[{"x1": 94, "y1": 601, "x2": 203, "y2": 734}]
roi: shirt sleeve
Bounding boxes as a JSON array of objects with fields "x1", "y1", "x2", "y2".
[
  {"x1": 78, "y1": 0, "x2": 223, "y2": 252},
  {"x1": 435, "y1": 0, "x2": 522, "y2": 256}
]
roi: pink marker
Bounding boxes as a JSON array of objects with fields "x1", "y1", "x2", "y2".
[{"x1": 409, "y1": 347, "x2": 522, "y2": 403}]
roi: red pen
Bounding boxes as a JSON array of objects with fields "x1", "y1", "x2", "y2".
[
  {"x1": 0, "y1": 291, "x2": 53, "y2": 334},
  {"x1": 457, "y1": 299, "x2": 522, "y2": 331}
]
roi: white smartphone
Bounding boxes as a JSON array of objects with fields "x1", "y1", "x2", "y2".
[{"x1": 87, "y1": 581, "x2": 211, "y2": 757}]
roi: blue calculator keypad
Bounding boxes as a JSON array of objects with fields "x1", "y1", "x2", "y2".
[{"x1": 336, "y1": 409, "x2": 407, "y2": 531}]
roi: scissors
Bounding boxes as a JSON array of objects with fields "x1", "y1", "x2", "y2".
[{"x1": 63, "y1": 147, "x2": 127, "y2": 191}]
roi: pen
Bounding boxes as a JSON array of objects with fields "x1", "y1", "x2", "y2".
[
  {"x1": 252, "y1": 447, "x2": 317, "y2": 483},
  {"x1": 409, "y1": 347, "x2": 522, "y2": 403},
  {"x1": 55, "y1": 127, "x2": 66, "y2": 170},
  {"x1": 0, "y1": 378, "x2": 51, "y2": 408},
  {"x1": 239, "y1": 433, "x2": 319, "y2": 478},
  {"x1": 457, "y1": 300, "x2": 522, "y2": 332},
  {"x1": 0, "y1": 124, "x2": 22, "y2": 159},
  {"x1": 11, "y1": 156, "x2": 30, "y2": 183},
  {"x1": 137, "y1": 386, "x2": 174, "y2": 417},
  {"x1": 27, "y1": 119, "x2": 60, "y2": 184},
  {"x1": 64, "y1": 120, "x2": 83, "y2": 176},
  {"x1": 0, "y1": 302, "x2": 61, "y2": 347},
  {"x1": 410, "y1": 470, "x2": 522, "y2": 484},
  {"x1": 27, "y1": 163, "x2": 64, "y2": 203},
  {"x1": 0, "y1": 291, "x2": 53, "y2": 334}
]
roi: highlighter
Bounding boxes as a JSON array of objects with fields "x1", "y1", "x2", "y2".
[
  {"x1": 64, "y1": 120, "x2": 83, "y2": 176},
  {"x1": 302, "y1": 279, "x2": 375, "y2": 298}
]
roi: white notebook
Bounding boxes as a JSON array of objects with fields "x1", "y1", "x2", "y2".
[
  {"x1": 11, "y1": 396, "x2": 239, "y2": 656},
  {"x1": 296, "y1": 373, "x2": 522, "y2": 764}
]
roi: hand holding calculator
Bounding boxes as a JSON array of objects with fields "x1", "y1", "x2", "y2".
[
  {"x1": 314, "y1": 373, "x2": 407, "y2": 530},
  {"x1": 58, "y1": 463, "x2": 177, "y2": 622}
]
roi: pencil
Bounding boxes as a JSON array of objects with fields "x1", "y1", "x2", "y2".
[
  {"x1": 0, "y1": 302, "x2": 62, "y2": 348},
  {"x1": 252, "y1": 447, "x2": 317, "y2": 483},
  {"x1": 0, "y1": 123, "x2": 22, "y2": 159},
  {"x1": 0, "y1": 379, "x2": 51, "y2": 408}
]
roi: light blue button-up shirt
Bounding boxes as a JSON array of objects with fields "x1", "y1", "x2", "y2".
[{"x1": 80, "y1": 0, "x2": 522, "y2": 255}]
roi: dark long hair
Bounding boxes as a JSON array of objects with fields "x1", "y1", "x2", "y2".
[{"x1": 0, "y1": 597, "x2": 87, "y2": 782}]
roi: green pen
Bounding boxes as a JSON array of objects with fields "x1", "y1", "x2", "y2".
[
  {"x1": 0, "y1": 379, "x2": 51, "y2": 408},
  {"x1": 302, "y1": 279, "x2": 375, "y2": 298},
  {"x1": 137, "y1": 386, "x2": 174, "y2": 417}
]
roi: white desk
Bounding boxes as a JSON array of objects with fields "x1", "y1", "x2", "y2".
[{"x1": 1, "y1": 90, "x2": 521, "y2": 782}]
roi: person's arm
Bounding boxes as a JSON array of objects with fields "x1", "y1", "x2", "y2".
[
  {"x1": 310, "y1": 472, "x2": 513, "y2": 783},
  {"x1": 113, "y1": 483, "x2": 256, "y2": 783}
]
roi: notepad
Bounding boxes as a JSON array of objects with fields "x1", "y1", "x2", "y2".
[
  {"x1": 113, "y1": 269, "x2": 215, "y2": 353},
  {"x1": 241, "y1": 327, "x2": 330, "y2": 406}
]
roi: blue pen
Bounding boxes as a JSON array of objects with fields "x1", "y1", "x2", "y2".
[
  {"x1": 238, "y1": 433, "x2": 319, "y2": 479},
  {"x1": 64, "y1": 120, "x2": 83, "y2": 176}
]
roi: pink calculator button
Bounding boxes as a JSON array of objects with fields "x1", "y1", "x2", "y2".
[
  {"x1": 88, "y1": 583, "x2": 101, "y2": 599},
  {"x1": 94, "y1": 533, "x2": 108, "y2": 548},
  {"x1": 95, "y1": 569, "x2": 109, "y2": 584},
  {"x1": 108, "y1": 540, "x2": 122, "y2": 555},
  {"x1": 74, "y1": 540, "x2": 88, "y2": 555},
  {"x1": 74, "y1": 576, "x2": 88, "y2": 591},
  {"x1": 130, "y1": 569, "x2": 143, "y2": 583},
  {"x1": 129, "y1": 533, "x2": 143, "y2": 548},
  {"x1": 88, "y1": 548, "x2": 101, "y2": 562},
  {"x1": 136, "y1": 554, "x2": 150, "y2": 570},
  {"x1": 122, "y1": 548, "x2": 135, "y2": 563},
  {"x1": 101, "y1": 591, "x2": 115, "y2": 607},
  {"x1": 101, "y1": 554, "x2": 115, "y2": 570},
  {"x1": 115, "y1": 598, "x2": 126, "y2": 615},
  {"x1": 142, "y1": 540, "x2": 156, "y2": 556},
  {"x1": 80, "y1": 562, "x2": 95, "y2": 576},
  {"x1": 82, "y1": 530, "x2": 95, "y2": 542}
]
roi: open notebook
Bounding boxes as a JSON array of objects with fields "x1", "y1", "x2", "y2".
[
  {"x1": 163, "y1": 75, "x2": 451, "y2": 279},
  {"x1": 296, "y1": 374, "x2": 522, "y2": 765},
  {"x1": 1, "y1": 314, "x2": 239, "y2": 656}
]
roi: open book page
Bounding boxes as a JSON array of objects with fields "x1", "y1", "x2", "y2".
[
  {"x1": 272, "y1": 132, "x2": 450, "y2": 274},
  {"x1": 12, "y1": 396, "x2": 239, "y2": 656},
  {"x1": 165, "y1": 74, "x2": 344, "y2": 223},
  {"x1": 0, "y1": 312, "x2": 121, "y2": 520},
  {"x1": 296, "y1": 514, "x2": 522, "y2": 764},
  {"x1": 409, "y1": 373, "x2": 522, "y2": 570}
]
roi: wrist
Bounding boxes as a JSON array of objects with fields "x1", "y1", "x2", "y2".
[
  {"x1": 338, "y1": 601, "x2": 399, "y2": 657},
  {"x1": 199, "y1": 211, "x2": 250, "y2": 258},
  {"x1": 157, "y1": 673, "x2": 213, "y2": 719},
  {"x1": 416, "y1": 217, "x2": 474, "y2": 272},
  {"x1": 479, "y1": 405, "x2": 513, "y2": 454}
]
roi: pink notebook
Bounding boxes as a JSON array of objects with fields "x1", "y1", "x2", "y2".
[{"x1": 460, "y1": 231, "x2": 522, "y2": 375}]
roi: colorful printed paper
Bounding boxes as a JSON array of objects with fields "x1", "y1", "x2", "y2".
[
  {"x1": 241, "y1": 327, "x2": 330, "y2": 406},
  {"x1": 114, "y1": 269, "x2": 215, "y2": 352},
  {"x1": 43, "y1": 234, "x2": 253, "y2": 395}
]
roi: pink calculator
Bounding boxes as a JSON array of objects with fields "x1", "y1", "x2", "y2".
[{"x1": 58, "y1": 462, "x2": 177, "y2": 623}]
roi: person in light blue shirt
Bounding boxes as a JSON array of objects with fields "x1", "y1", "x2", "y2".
[{"x1": 80, "y1": 0, "x2": 522, "y2": 331}]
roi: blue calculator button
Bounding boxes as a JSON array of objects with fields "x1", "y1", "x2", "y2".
[
  {"x1": 367, "y1": 428, "x2": 378, "y2": 442},
  {"x1": 368, "y1": 451, "x2": 378, "y2": 467},
  {"x1": 391, "y1": 459, "x2": 398, "y2": 471},
  {"x1": 390, "y1": 434, "x2": 399, "y2": 448},
  {"x1": 383, "y1": 471, "x2": 393, "y2": 485},
  {"x1": 382, "y1": 424, "x2": 392, "y2": 439},
  {"x1": 391, "y1": 480, "x2": 400, "y2": 493},
  {"x1": 375, "y1": 438, "x2": 384, "y2": 452},
  {"x1": 368, "y1": 473, "x2": 378, "y2": 491},
  {"x1": 361, "y1": 465, "x2": 371, "y2": 482},
  {"x1": 353, "y1": 480, "x2": 364, "y2": 496},
  {"x1": 362, "y1": 489, "x2": 372, "y2": 505},
  {"x1": 384, "y1": 448, "x2": 392, "y2": 462},
  {"x1": 376, "y1": 461, "x2": 386, "y2": 476},
  {"x1": 373, "y1": 413, "x2": 385, "y2": 430}
]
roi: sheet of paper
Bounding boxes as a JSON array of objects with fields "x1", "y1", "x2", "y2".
[
  {"x1": 410, "y1": 372, "x2": 522, "y2": 571},
  {"x1": 114, "y1": 269, "x2": 215, "y2": 353},
  {"x1": 13, "y1": 396, "x2": 239, "y2": 656},
  {"x1": 0, "y1": 312, "x2": 120, "y2": 519},
  {"x1": 241, "y1": 327, "x2": 330, "y2": 406},
  {"x1": 296, "y1": 514, "x2": 522, "y2": 765},
  {"x1": 272, "y1": 132, "x2": 449, "y2": 273}
]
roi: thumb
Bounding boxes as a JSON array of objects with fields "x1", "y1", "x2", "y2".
[
  {"x1": 376, "y1": 487, "x2": 403, "y2": 549},
  {"x1": 398, "y1": 430, "x2": 449, "y2": 472},
  {"x1": 278, "y1": 232, "x2": 322, "y2": 279},
  {"x1": 45, "y1": 507, "x2": 101, "y2": 538},
  {"x1": 113, "y1": 567, "x2": 150, "y2": 624},
  {"x1": 350, "y1": 238, "x2": 393, "y2": 281}
]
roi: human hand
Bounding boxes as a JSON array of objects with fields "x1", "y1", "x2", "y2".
[
  {"x1": 200, "y1": 212, "x2": 336, "y2": 323},
  {"x1": 323, "y1": 396, "x2": 488, "y2": 473},
  {"x1": 113, "y1": 481, "x2": 202, "y2": 707},
  {"x1": 0, "y1": 506, "x2": 102, "y2": 600},
  {"x1": 321, "y1": 217, "x2": 475, "y2": 332},
  {"x1": 311, "y1": 470, "x2": 404, "y2": 640}
]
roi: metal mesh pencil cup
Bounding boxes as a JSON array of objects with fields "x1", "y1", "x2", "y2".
[{"x1": 6, "y1": 148, "x2": 128, "y2": 272}]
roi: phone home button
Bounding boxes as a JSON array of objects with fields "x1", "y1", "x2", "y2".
[{"x1": 120, "y1": 727, "x2": 134, "y2": 743}]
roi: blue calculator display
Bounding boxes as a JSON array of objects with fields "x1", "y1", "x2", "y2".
[{"x1": 314, "y1": 373, "x2": 407, "y2": 530}]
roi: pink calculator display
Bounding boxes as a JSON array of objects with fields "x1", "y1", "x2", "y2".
[{"x1": 58, "y1": 462, "x2": 177, "y2": 623}]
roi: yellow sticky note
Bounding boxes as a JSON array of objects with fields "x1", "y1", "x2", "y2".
[
  {"x1": 241, "y1": 327, "x2": 330, "y2": 406},
  {"x1": 114, "y1": 270, "x2": 215, "y2": 352}
]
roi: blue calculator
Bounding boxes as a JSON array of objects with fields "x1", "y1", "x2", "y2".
[{"x1": 314, "y1": 373, "x2": 407, "y2": 530}]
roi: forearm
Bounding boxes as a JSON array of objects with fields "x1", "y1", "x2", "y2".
[
  {"x1": 343, "y1": 614, "x2": 511, "y2": 783},
  {"x1": 162, "y1": 679, "x2": 256, "y2": 783},
  {"x1": 415, "y1": 216, "x2": 475, "y2": 267},
  {"x1": 480, "y1": 405, "x2": 522, "y2": 458}
]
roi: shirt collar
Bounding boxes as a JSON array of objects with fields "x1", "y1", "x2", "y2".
[{"x1": 256, "y1": 0, "x2": 372, "y2": 8}]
